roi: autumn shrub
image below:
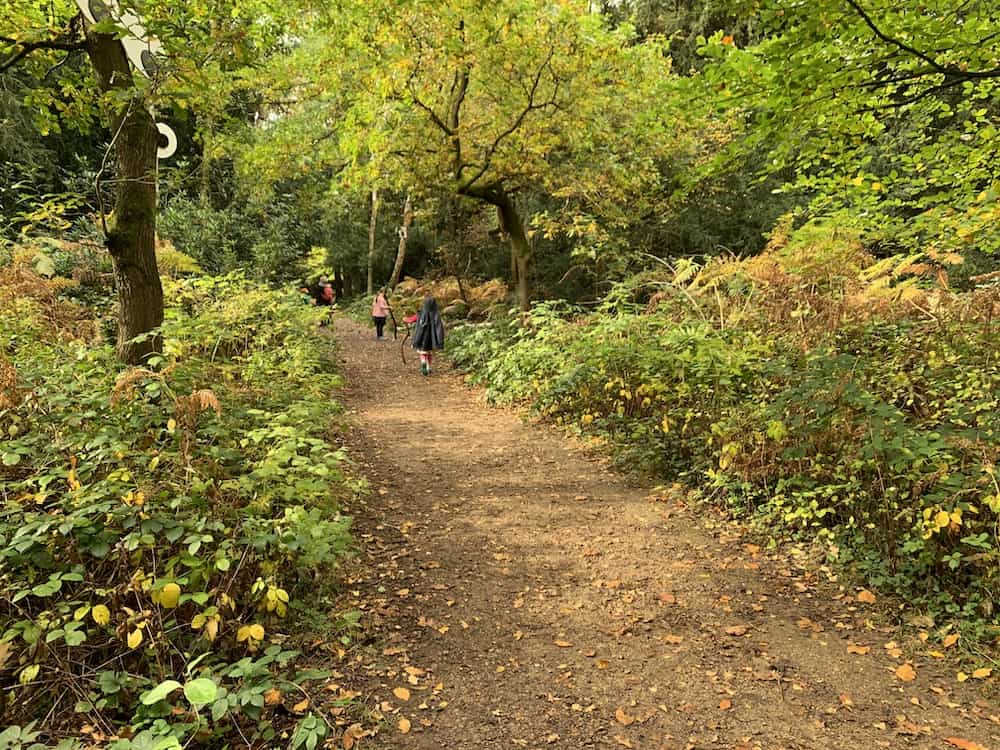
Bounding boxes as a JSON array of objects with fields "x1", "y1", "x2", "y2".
[
  {"x1": 0, "y1": 271, "x2": 356, "y2": 749},
  {"x1": 450, "y1": 228, "x2": 1000, "y2": 636}
]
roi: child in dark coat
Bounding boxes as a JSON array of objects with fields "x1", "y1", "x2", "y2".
[{"x1": 410, "y1": 296, "x2": 445, "y2": 376}]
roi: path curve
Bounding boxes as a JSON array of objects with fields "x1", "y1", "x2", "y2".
[{"x1": 331, "y1": 316, "x2": 998, "y2": 750}]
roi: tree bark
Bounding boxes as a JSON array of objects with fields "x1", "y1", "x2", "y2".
[
  {"x1": 332, "y1": 267, "x2": 345, "y2": 300},
  {"x1": 367, "y1": 188, "x2": 379, "y2": 296},
  {"x1": 86, "y1": 32, "x2": 163, "y2": 364},
  {"x1": 388, "y1": 193, "x2": 413, "y2": 290},
  {"x1": 459, "y1": 184, "x2": 531, "y2": 312}
]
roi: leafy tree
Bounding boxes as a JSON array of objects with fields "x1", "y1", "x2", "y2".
[
  {"x1": 695, "y1": 0, "x2": 1000, "y2": 265},
  {"x1": 1, "y1": 0, "x2": 295, "y2": 362},
  {"x1": 244, "y1": 0, "x2": 690, "y2": 310}
]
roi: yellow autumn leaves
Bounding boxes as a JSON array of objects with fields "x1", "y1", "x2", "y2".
[{"x1": 921, "y1": 505, "x2": 970, "y2": 539}]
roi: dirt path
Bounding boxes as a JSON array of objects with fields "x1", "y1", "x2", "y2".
[{"x1": 329, "y1": 316, "x2": 998, "y2": 750}]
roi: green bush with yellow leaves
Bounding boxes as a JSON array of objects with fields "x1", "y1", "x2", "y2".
[{"x1": 0, "y1": 263, "x2": 356, "y2": 748}]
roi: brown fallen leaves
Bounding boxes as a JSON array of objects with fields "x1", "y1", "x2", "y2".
[
  {"x1": 895, "y1": 663, "x2": 917, "y2": 682},
  {"x1": 393, "y1": 687, "x2": 411, "y2": 701},
  {"x1": 398, "y1": 717, "x2": 411, "y2": 734},
  {"x1": 847, "y1": 643, "x2": 871, "y2": 655},
  {"x1": 944, "y1": 738, "x2": 989, "y2": 750},
  {"x1": 857, "y1": 589, "x2": 877, "y2": 604},
  {"x1": 724, "y1": 625, "x2": 749, "y2": 636}
]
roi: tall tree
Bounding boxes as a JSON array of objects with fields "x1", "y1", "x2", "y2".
[
  {"x1": 244, "y1": 0, "x2": 687, "y2": 310},
  {"x1": 2, "y1": 0, "x2": 297, "y2": 361}
]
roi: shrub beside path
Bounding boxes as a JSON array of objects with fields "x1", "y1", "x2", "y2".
[{"x1": 331, "y1": 316, "x2": 998, "y2": 750}]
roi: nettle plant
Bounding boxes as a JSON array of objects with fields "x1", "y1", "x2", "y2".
[{"x1": 0, "y1": 272, "x2": 357, "y2": 747}]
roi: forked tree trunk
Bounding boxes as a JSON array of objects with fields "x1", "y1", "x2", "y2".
[
  {"x1": 460, "y1": 184, "x2": 532, "y2": 312},
  {"x1": 388, "y1": 193, "x2": 413, "y2": 290},
  {"x1": 86, "y1": 33, "x2": 163, "y2": 364},
  {"x1": 367, "y1": 188, "x2": 379, "y2": 296}
]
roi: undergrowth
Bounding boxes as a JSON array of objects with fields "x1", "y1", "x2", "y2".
[
  {"x1": 450, "y1": 218, "x2": 1000, "y2": 646},
  {"x1": 1, "y1": 261, "x2": 359, "y2": 749}
]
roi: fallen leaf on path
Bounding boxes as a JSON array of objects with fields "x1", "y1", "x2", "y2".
[
  {"x1": 839, "y1": 693, "x2": 854, "y2": 710},
  {"x1": 662, "y1": 634, "x2": 684, "y2": 644},
  {"x1": 972, "y1": 667, "x2": 992, "y2": 679},
  {"x1": 292, "y1": 698, "x2": 309, "y2": 713},
  {"x1": 393, "y1": 687, "x2": 411, "y2": 701},
  {"x1": 615, "y1": 707, "x2": 635, "y2": 725},
  {"x1": 398, "y1": 717, "x2": 411, "y2": 734},
  {"x1": 264, "y1": 688, "x2": 282, "y2": 706},
  {"x1": 943, "y1": 633, "x2": 960, "y2": 648},
  {"x1": 895, "y1": 663, "x2": 917, "y2": 682},
  {"x1": 957, "y1": 671, "x2": 969, "y2": 682},
  {"x1": 719, "y1": 699, "x2": 732, "y2": 710},
  {"x1": 658, "y1": 592, "x2": 676, "y2": 604},
  {"x1": 554, "y1": 639, "x2": 573, "y2": 648},
  {"x1": 944, "y1": 738, "x2": 988, "y2": 750},
  {"x1": 725, "y1": 625, "x2": 749, "y2": 636},
  {"x1": 847, "y1": 644, "x2": 871, "y2": 655},
  {"x1": 857, "y1": 589, "x2": 877, "y2": 604}
]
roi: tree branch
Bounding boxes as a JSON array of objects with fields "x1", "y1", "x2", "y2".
[
  {"x1": 459, "y1": 46, "x2": 559, "y2": 191},
  {"x1": 0, "y1": 35, "x2": 88, "y2": 73},
  {"x1": 844, "y1": 0, "x2": 1000, "y2": 81}
]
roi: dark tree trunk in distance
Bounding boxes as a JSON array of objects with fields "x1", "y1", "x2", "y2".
[{"x1": 86, "y1": 32, "x2": 163, "y2": 364}]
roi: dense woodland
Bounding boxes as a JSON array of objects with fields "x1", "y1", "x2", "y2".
[{"x1": 2, "y1": 0, "x2": 999, "y2": 747}]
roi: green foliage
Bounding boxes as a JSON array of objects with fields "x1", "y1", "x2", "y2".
[
  {"x1": 451, "y1": 231, "x2": 1000, "y2": 634},
  {"x1": 0, "y1": 271, "x2": 356, "y2": 745}
]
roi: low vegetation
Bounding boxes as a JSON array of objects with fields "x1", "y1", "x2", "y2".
[
  {"x1": 451, "y1": 220, "x2": 1000, "y2": 640},
  {"x1": 1, "y1": 253, "x2": 357, "y2": 749}
]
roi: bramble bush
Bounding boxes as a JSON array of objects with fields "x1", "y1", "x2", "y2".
[
  {"x1": 450, "y1": 225, "x2": 1000, "y2": 639},
  {"x1": 0, "y1": 262, "x2": 357, "y2": 749}
]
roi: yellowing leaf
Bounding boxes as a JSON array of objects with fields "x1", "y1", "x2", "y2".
[
  {"x1": 398, "y1": 717, "x2": 411, "y2": 734},
  {"x1": 945, "y1": 738, "x2": 988, "y2": 750},
  {"x1": 942, "y1": 633, "x2": 960, "y2": 648},
  {"x1": 160, "y1": 583, "x2": 181, "y2": 609},
  {"x1": 292, "y1": 698, "x2": 310, "y2": 713},
  {"x1": 92, "y1": 605, "x2": 111, "y2": 625},
  {"x1": 264, "y1": 688, "x2": 282, "y2": 706},
  {"x1": 847, "y1": 644, "x2": 871, "y2": 655},
  {"x1": 127, "y1": 629, "x2": 143, "y2": 649},
  {"x1": 935, "y1": 510, "x2": 951, "y2": 528},
  {"x1": 393, "y1": 687, "x2": 411, "y2": 701},
  {"x1": 554, "y1": 639, "x2": 573, "y2": 648},
  {"x1": 857, "y1": 589, "x2": 877, "y2": 604},
  {"x1": 719, "y1": 698, "x2": 732, "y2": 710},
  {"x1": 614, "y1": 707, "x2": 634, "y2": 725},
  {"x1": 957, "y1": 671, "x2": 969, "y2": 682},
  {"x1": 895, "y1": 663, "x2": 917, "y2": 682},
  {"x1": 971, "y1": 667, "x2": 992, "y2": 679}
]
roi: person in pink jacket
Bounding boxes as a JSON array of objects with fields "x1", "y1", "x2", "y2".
[{"x1": 371, "y1": 290, "x2": 391, "y2": 340}]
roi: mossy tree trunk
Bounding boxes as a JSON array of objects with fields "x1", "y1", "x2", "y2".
[{"x1": 86, "y1": 32, "x2": 163, "y2": 364}]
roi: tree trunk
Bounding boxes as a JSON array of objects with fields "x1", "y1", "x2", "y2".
[
  {"x1": 388, "y1": 193, "x2": 413, "y2": 290},
  {"x1": 333, "y1": 268, "x2": 345, "y2": 300},
  {"x1": 199, "y1": 122, "x2": 212, "y2": 206},
  {"x1": 86, "y1": 33, "x2": 163, "y2": 364},
  {"x1": 459, "y1": 184, "x2": 531, "y2": 312},
  {"x1": 367, "y1": 188, "x2": 379, "y2": 296}
]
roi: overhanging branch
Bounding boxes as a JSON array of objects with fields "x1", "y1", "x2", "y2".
[{"x1": 845, "y1": 0, "x2": 1000, "y2": 81}]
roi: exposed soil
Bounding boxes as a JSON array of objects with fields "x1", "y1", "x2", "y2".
[{"x1": 327, "y1": 316, "x2": 999, "y2": 750}]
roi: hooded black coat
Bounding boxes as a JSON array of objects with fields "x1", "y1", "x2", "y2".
[{"x1": 411, "y1": 297, "x2": 445, "y2": 351}]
